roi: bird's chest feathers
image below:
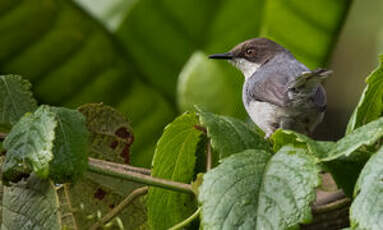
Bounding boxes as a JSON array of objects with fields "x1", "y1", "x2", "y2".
[
  {"x1": 244, "y1": 100, "x2": 282, "y2": 134},
  {"x1": 245, "y1": 98, "x2": 282, "y2": 119}
]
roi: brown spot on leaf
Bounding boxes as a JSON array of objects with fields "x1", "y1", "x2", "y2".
[
  {"x1": 110, "y1": 141, "x2": 118, "y2": 149},
  {"x1": 1, "y1": 151, "x2": 6, "y2": 156},
  {"x1": 115, "y1": 127, "x2": 131, "y2": 139},
  {"x1": 114, "y1": 127, "x2": 135, "y2": 164},
  {"x1": 94, "y1": 188, "x2": 107, "y2": 200},
  {"x1": 109, "y1": 204, "x2": 115, "y2": 209},
  {"x1": 120, "y1": 145, "x2": 130, "y2": 164}
]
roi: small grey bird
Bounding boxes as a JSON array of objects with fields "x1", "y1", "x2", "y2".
[{"x1": 209, "y1": 38, "x2": 331, "y2": 137}]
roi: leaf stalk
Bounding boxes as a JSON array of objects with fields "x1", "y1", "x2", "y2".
[
  {"x1": 169, "y1": 208, "x2": 201, "y2": 230},
  {"x1": 88, "y1": 158, "x2": 194, "y2": 194}
]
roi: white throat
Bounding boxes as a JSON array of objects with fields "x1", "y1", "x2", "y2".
[{"x1": 231, "y1": 58, "x2": 260, "y2": 79}]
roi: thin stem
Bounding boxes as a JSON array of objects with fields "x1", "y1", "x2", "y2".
[
  {"x1": 90, "y1": 186, "x2": 149, "y2": 230},
  {"x1": 169, "y1": 208, "x2": 201, "y2": 230},
  {"x1": 88, "y1": 157, "x2": 151, "y2": 175},
  {"x1": 206, "y1": 141, "x2": 212, "y2": 171},
  {"x1": 88, "y1": 158, "x2": 194, "y2": 194}
]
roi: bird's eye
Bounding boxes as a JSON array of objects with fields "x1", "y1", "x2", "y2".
[{"x1": 245, "y1": 48, "x2": 256, "y2": 56}]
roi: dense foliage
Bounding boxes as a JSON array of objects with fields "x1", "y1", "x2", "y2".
[{"x1": 2, "y1": 1, "x2": 383, "y2": 230}]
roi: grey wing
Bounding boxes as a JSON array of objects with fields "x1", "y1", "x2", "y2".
[
  {"x1": 289, "y1": 68, "x2": 331, "y2": 111},
  {"x1": 312, "y1": 85, "x2": 327, "y2": 111},
  {"x1": 246, "y1": 72, "x2": 291, "y2": 107},
  {"x1": 246, "y1": 68, "x2": 331, "y2": 109},
  {"x1": 288, "y1": 68, "x2": 332, "y2": 89}
]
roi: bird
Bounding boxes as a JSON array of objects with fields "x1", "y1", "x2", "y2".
[{"x1": 209, "y1": 37, "x2": 331, "y2": 138}]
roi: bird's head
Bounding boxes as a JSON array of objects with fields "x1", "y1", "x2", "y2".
[{"x1": 209, "y1": 38, "x2": 286, "y2": 79}]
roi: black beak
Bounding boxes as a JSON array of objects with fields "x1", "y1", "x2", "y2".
[{"x1": 208, "y1": 52, "x2": 233, "y2": 60}]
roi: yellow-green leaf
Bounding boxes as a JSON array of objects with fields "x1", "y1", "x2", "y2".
[{"x1": 148, "y1": 113, "x2": 202, "y2": 229}]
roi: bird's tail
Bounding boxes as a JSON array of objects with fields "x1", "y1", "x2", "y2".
[{"x1": 288, "y1": 68, "x2": 332, "y2": 90}]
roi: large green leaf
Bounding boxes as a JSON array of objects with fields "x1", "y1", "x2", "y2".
[
  {"x1": 350, "y1": 145, "x2": 383, "y2": 230},
  {"x1": 198, "y1": 146, "x2": 320, "y2": 229},
  {"x1": 198, "y1": 109, "x2": 271, "y2": 160},
  {"x1": 2, "y1": 105, "x2": 89, "y2": 184},
  {"x1": 48, "y1": 107, "x2": 89, "y2": 183},
  {"x1": 346, "y1": 55, "x2": 383, "y2": 134},
  {"x1": 0, "y1": 0, "x2": 175, "y2": 168},
  {"x1": 2, "y1": 106, "x2": 57, "y2": 182},
  {"x1": 148, "y1": 113, "x2": 202, "y2": 229},
  {"x1": 1, "y1": 175, "x2": 75, "y2": 230},
  {"x1": 0, "y1": 75, "x2": 37, "y2": 132}
]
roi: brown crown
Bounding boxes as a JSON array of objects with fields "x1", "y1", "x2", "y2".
[{"x1": 230, "y1": 38, "x2": 287, "y2": 64}]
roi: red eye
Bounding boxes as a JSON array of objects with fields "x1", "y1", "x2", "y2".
[{"x1": 245, "y1": 48, "x2": 256, "y2": 56}]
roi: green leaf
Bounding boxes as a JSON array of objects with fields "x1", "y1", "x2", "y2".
[
  {"x1": 271, "y1": 129, "x2": 333, "y2": 159},
  {"x1": 2, "y1": 105, "x2": 89, "y2": 184},
  {"x1": 198, "y1": 108, "x2": 271, "y2": 160},
  {"x1": 322, "y1": 117, "x2": 383, "y2": 161},
  {"x1": 148, "y1": 112, "x2": 202, "y2": 229},
  {"x1": 0, "y1": 75, "x2": 37, "y2": 132},
  {"x1": 346, "y1": 55, "x2": 383, "y2": 134},
  {"x1": 271, "y1": 129, "x2": 369, "y2": 196},
  {"x1": 48, "y1": 107, "x2": 89, "y2": 183},
  {"x1": 350, "y1": 145, "x2": 383, "y2": 230},
  {"x1": 2, "y1": 106, "x2": 57, "y2": 182},
  {"x1": 199, "y1": 146, "x2": 320, "y2": 229},
  {"x1": 261, "y1": 0, "x2": 352, "y2": 68},
  {"x1": 177, "y1": 51, "x2": 246, "y2": 119},
  {"x1": 78, "y1": 103, "x2": 133, "y2": 164},
  {"x1": 0, "y1": 0, "x2": 175, "y2": 168},
  {"x1": 1, "y1": 175, "x2": 75, "y2": 230}
]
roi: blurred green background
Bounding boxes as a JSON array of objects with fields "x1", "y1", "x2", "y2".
[
  {"x1": 320, "y1": 0, "x2": 383, "y2": 140},
  {"x1": 0, "y1": 0, "x2": 382, "y2": 168}
]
